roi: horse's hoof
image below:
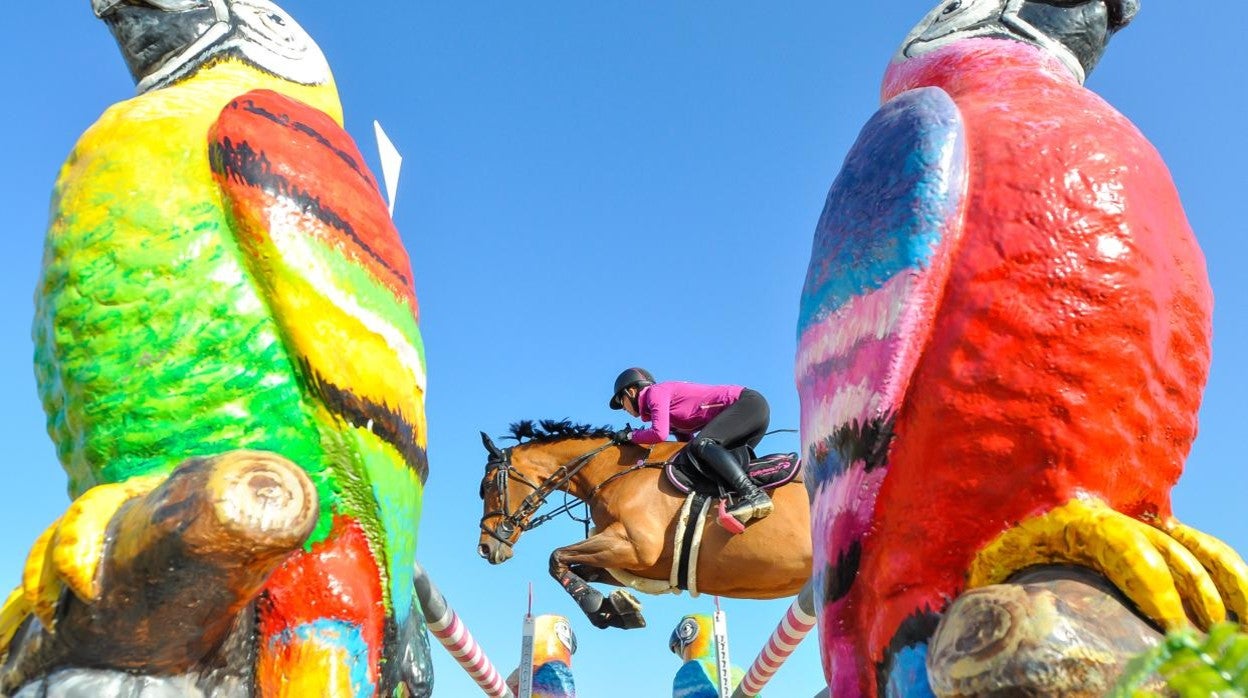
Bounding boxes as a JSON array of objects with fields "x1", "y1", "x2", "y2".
[
  {"x1": 605, "y1": 590, "x2": 646, "y2": 630},
  {"x1": 587, "y1": 613, "x2": 611, "y2": 630}
]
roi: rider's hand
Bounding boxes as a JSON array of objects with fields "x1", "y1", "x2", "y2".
[{"x1": 612, "y1": 426, "x2": 633, "y2": 443}]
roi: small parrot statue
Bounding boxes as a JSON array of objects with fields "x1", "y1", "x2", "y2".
[
  {"x1": 0, "y1": 1, "x2": 429, "y2": 696},
  {"x1": 668, "y1": 614, "x2": 748, "y2": 698},
  {"x1": 507, "y1": 614, "x2": 578, "y2": 698},
  {"x1": 796, "y1": 0, "x2": 1248, "y2": 696}
]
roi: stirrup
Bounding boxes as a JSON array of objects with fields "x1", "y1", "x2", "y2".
[{"x1": 717, "y1": 499, "x2": 746, "y2": 535}]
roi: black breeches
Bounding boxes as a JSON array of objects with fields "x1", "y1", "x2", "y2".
[{"x1": 696, "y1": 389, "x2": 770, "y2": 451}]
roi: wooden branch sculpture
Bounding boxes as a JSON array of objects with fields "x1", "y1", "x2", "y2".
[{"x1": 2, "y1": 451, "x2": 316, "y2": 693}]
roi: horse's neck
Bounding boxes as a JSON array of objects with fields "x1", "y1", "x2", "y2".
[
  {"x1": 515, "y1": 439, "x2": 685, "y2": 499},
  {"x1": 513, "y1": 439, "x2": 614, "y2": 500}
]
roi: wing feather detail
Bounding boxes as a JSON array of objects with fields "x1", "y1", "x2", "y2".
[
  {"x1": 795, "y1": 85, "x2": 967, "y2": 694},
  {"x1": 209, "y1": 89, "x2": 427, "y2": 481}
]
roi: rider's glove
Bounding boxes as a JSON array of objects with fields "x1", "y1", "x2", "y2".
[{"x1": 612, "y1": 426, "x2": 633, "y2": 444}]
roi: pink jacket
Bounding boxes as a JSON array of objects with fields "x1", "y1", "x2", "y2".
[{"x1": 629, "y1": 381, "x2": 744, "y2": 444}]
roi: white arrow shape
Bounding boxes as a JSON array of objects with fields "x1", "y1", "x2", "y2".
[{"x1": 374, "y1": 120, "x2": 403, "y2": 218}]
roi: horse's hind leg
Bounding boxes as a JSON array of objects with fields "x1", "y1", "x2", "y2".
[{"x1": 549, "y1": 526, "x2": 650, "y2": 630}]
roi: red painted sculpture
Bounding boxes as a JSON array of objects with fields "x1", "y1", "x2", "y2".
[{"x1": 796, "y1": 1, "x2": 1248, "y2": 694}]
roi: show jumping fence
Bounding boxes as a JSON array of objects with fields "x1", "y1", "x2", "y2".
[
  {"x1": 413, "y1": 562, "x2": 515, "y2": 698},
  {"x1": 731, "y1": 580, "x2": 819, "y2": 698}
]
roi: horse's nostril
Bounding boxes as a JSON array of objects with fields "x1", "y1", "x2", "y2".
[{"x1": 477, "y1": 544, "x2": 490, "y2": 559}]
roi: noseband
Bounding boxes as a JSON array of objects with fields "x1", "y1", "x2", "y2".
[{"x1": 478, "y1": 440, "x2": 622, "y2": 547}]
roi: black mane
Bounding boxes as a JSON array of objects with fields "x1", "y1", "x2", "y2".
[{"x1": 508, "y1": 419, "x2": 616, "y2": 444}]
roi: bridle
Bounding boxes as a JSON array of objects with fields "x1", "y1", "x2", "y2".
[{"x1": 478, "y1": 433, "x2": 650, "y2": 547}]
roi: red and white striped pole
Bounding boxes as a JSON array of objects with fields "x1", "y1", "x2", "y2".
[
  {"x1": 413, "y1": 562, "x2": 514, "y2": 698},
  {"x1": 732, "y1": 580, "x2": 818, "y2": 698}
]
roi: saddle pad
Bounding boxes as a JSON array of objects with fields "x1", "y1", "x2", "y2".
[{"x1": 665, "y1": 449, "x2": 801, "y2": 496}]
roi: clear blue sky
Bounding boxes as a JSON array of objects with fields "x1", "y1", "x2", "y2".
[{"x1": 1, "y1": 2, "x2": 1245, "y2": 696}]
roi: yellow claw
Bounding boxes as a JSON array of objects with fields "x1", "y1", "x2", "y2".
[
  {"x1": 21, "y1": 519, "x2": 65, "y2": 629},
  {"x1": 1136, "y1": 524, "x2": 1225, "y2": 628},
  {"x1": 967, "y1": 498, "x2": 1196, "y2": 631},
  {"x1": 50, "y1": 475, "x2": 165, "y2": 604},
  {"x1": 16, "y1": 474, "x2": 167, "y2": 634},
  {"x1": 0, "y1": 586, "x2": 32, "y2": 655},
  {"x1": 1162, "y1": 520, "x2": 1248, "y2": 629}
]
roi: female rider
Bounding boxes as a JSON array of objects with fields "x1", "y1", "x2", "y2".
[{"x1": 608, "y1": 367, "x2": 772, "y2": 524}]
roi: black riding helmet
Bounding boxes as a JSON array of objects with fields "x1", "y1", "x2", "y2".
[{"x1": 609, "y1": 367, "x2": 655, "y2": 409}]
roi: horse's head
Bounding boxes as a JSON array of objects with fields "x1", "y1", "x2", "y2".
[
  {"x1": 477, "y1": 431, "x2": 524, "y2": 564},
  {"x1": 477, "y1": 421, "x2": 630, "y2": 565}
]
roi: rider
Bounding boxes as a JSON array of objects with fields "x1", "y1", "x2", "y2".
[{"x1": 608, "y1": 367, "x2": 773, "y2": 524}]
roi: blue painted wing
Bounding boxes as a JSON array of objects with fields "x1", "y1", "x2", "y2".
[
  {"x1": 795, "y1": 86, "x2": 967, "y2": 697},
  {"x1": 672, "y1": 659, "x2": 719, "y2": 698}
]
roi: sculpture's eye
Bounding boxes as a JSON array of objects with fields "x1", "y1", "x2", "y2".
[
  {"x1": 942, "y1": 1, "x2": 963, "y2": 14},
  {"x1": 678, "y1": 618, "x2": 699, "y2": 643},
  {"x1": 257, "y1": 10, "x2": 291, "y2": 34}
]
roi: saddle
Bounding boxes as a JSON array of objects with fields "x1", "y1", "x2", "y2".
[{"x1": 664, "y1": 446, "x2": 801, "y2": 497}]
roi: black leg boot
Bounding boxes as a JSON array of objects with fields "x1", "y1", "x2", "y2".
[{"x1": 694, "y1": 439, "x2": 773, "y2": 524}]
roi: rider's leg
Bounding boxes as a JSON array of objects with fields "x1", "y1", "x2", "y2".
[
  {"x1": 700, "y1": 389, "x2": 771, "y2": 450},
  {"x1": 694, "y1": 389, "x2": 773, "y2": 523},
  {"x1": 690, "y1": 436, "x2": 773, "y2": 524}
]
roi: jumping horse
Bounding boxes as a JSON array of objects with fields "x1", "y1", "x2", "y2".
[{"x1": 477, "y1": 420, "x2": 812, "y2": 630}]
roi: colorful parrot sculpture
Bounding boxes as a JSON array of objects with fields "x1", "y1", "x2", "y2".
[
  {"x1": 511, "y1": 614, "x2": 578, "y2": 698},
  {"x1": 0, "y1": 1, "x2": 429, "y2": 696},
  {"x1": 796, "y1": 0, "x2": 1248, "y2": 695},
  {"x1": 668, "y1": 614, "x2": 748, "y2": 698}
]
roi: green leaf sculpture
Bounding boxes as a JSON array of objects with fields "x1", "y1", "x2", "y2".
[{"x1": 1111, "y1": 622, "x2": 1248, "y2": 697}]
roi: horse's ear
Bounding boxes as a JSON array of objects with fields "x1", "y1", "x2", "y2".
[{"x1": 481, "y1": 432, "x2": 504, "y2": 460}]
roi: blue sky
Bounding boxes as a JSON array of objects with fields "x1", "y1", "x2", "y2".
[{"x1": 1, "y1": 2, "x2": 1245, "y2": 696}]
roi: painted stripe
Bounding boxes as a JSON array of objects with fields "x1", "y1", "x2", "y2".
[
  {"x1": 269, "y1": 223, "x2": 425, "y2": 392},
  {"x1": 212, "y1": 92, "x2": 416, "y2": 299},
  {"x1": 428, "y1": 608, "x2": 512, "y2": 697},
  {"x1": 796, "y1": 273, "x2": 912, "y2": 375},
  {"x1": 798, "y1": 87, "x2": 964, "y2": 329},
  {"x1": 305, "y1": 363, "x2": 428, "y2": 482},
  {"x1": 736, "y1": 595, "x2": 817, "y2": 696},
  {"x1": 212, "y1": 135, "x2": 413, "y2": 293},
  {"x1": 787, "y1": 604, "x2": 818, "y2": 627},
  {"x1": 239, "y1": 98, "x2": 375, "y2": 185},
  {"x1": 427, "y1": 612, "x2": 452, "y2": 633}
]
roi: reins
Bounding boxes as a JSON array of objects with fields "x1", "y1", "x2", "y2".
[{"x1": 480, "y1": 440, "x2": 659, "y2": 543}]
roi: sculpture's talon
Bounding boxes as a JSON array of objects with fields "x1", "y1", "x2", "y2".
[
  {"x1": 0, "y1": 586, "x2": 32, "y2": 655},
  {"x1": 966, "y1": 498, "x2": 1226, "y2": 632},
  {"x1": 50, "y1": 475, "x2": 165, "y2": 603},
  {"x1": 1163, "y1": 520, "x2": 1248, "y2": 628},
  {"x1": 21, "y1": 519, "x2": 64, "y2": 629},
  {"x1": 1137, "y1": 523, "x2": 1225, "y2": 628},
  {"x1": 17, "y1": 474, "x2": 167, "y2": 634}
]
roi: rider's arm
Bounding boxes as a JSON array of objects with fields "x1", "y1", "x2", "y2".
[{"x1": 630, "y1": 384, "x2": 671, "y2": 444}]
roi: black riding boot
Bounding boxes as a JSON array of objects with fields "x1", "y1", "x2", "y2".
[{"x1": 695, "y1": 440, "x2": 773, "y2": 524}]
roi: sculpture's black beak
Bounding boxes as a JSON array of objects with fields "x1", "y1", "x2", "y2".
[{"x1": 92, "y1": 0, "x2": 224, "y2": 87}]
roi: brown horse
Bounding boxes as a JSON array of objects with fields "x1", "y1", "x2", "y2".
[{"x1": 476, "y1": 420, "x2": 811, "y2": 630}]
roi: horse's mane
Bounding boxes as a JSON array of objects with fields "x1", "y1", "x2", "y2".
[{"x1": 508, "y1": 419, "x2": 616, "y2": 444}]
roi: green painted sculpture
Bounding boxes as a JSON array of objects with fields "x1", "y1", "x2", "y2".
[{"x1": 0, "y1": 1, "x2": 430, "y2": 696}]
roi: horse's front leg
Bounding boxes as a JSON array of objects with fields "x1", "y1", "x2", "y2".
[
  {"x1": 568, "y1": 563, "x2": 622, "y2": 587},
  {"x1": 549, "y1": 524, "x2": 652, "y2": 630}
]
